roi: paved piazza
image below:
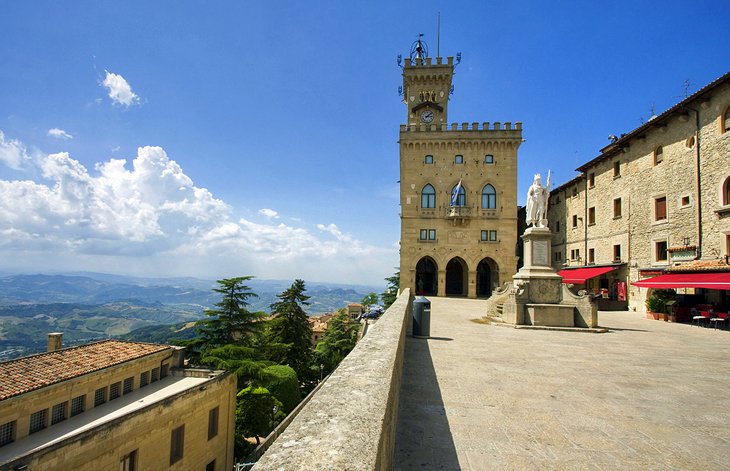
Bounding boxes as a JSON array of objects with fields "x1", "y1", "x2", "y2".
[{"x1": 394, "y1": 297, "x2": 730, "y2": 470}]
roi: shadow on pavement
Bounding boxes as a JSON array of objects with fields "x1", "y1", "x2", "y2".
[{"x1": 393, "y1": 336, "x2": 460, "y2": 470}]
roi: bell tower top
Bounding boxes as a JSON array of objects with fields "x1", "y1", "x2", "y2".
[{"x1": 400, "y1": 36, "x2": 457, "y2": 127}]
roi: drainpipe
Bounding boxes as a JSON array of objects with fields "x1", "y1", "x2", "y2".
[
  {"x1": 684, "y1": 107, "x2": 703, "y2": 258},
  {"x1": 583, "y1": 172, "x2": 588, "y2": 266}
]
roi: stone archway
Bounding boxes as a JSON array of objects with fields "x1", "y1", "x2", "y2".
[
  {"x1": 476, "y1": 258, "x2": 499, "y2": 297},
  {"x1": 445, "y1": 257, "x2": 467, "y2": 296},
  {"x1": 415, "y1": 257, "x2": 438, "y2": 296}
]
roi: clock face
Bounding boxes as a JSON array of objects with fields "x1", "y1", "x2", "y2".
[{"x1": 420, "y1": 110, "x2": 434, "y2": 123}]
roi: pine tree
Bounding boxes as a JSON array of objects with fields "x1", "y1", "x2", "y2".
[
  {"x1": 266, "y1": 279, "x2": 313, "y2": 382},
  {"x1": 314, "y1": 309, "x2": 358, "y2": 376},
  {"x1": 197, "y1": 276, "x2": 263, "y2": 351},
  {"x1": 381, "y1": 271, "x2": 400, "y2": 309}
]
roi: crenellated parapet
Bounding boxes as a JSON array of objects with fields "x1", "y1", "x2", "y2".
[{"x1": 400, "y1": 122, "x2": 523, "y2": 132}]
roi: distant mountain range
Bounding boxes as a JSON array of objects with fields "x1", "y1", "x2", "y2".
[{"x1": 0, "y1": 272, "x2": 380, "y2": 359}]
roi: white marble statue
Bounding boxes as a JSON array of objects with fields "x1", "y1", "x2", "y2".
[{"x1": 526, "y1": 171, "x2": 551, "y2": 228}]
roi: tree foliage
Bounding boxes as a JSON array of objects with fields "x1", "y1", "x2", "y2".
[
  {"x1": 314, "y1": 309, "x2": 358, "y2": 376},
  {"x1": 266, "y1": 279, "x2": 313, "y2": 382},
  {"x1": 360, "y1": 292, "x2": 379, "y2": 309},
  {"x1": 236, "y1": 386, "x2": 284, "y2": 446},
  {"x1": 381, "y1": 271, "x2": 400, "y2": 309},
  {"x1": 201, "y1": 344, "x2": 271, "y2": 389},
  {"x1": 261, "y1": 365, "x2": 300, "y2": 414},
  {"x1": 197, "y1": 277, "x2": 263, "y2": 351}
]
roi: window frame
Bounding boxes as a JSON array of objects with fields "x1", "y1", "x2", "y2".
[
  {"x1": 723, "y1": 176, "x2": 730, "y2": 206},
  {"x1": 70, "y1": 395, "x2": 85, "y2": 416},
  {"x1": 140, "y1": 371, "x2": 150, "y2": 388},
  {"x1": 51, "y1": 401, "x2": 67, "y2": 425},
  {"x1": 94, "y1": 386, "x2": 107, "y2": 407},
  {"x1": 208, "y1": 407, "x2": 219, "y2": 440},
  {"x1": 654, "y1": 146, "x2": 663, "y2": 165},
  {"x1": 654, "y1": 196, "x2": 667, "y2": 222},
  {"x1": 120, "y1": 450, "x2": 138, "y2": 471},
  {"x1": 613, "y1": 244, "x2": 622, "y2": 261},
  {"x1": 484, "y1": 154, "x2": 494, "y2": 164},
  {"x1": 424, "y1": 154, "x2": 434, "y2": 164},
  {"x1": 420, "y1": 184, "x2": 436, "y2": 209},
  {"x1": 588, "y1": 248, "x2": 595, "y2": 264},
  {"x1": 29, "y1": 409, "x2": 48, "y2": 435},
  {"x1": 588, "y1": 173, "x2": 595, "y2": 188},
  {"x1": 481, "y1": 184, "x2": 497, "y2": 210},
  {"x1": 0, "y1": 421, "x2": 16, "y2": 447},
  {"x1": 655, "y1": 240, "x2": 669, "y2": 263},
  {"x1": 723, "y1": 106, "x2": 730, "y2": 133},
  {"x1": 587, "y1": 207, "x2": 596, "y2": 225},
  {"x1": 123, "y1": 377, "x2": 134, "y2": 394},
  {"x1": 613, "y1": 198, "x2": 622, "y2": 218},
  {"x1": 450, "y1": 183, "x2": 466, "y2": 207},
  {"x1": 454, "y1": 154, "x2": 464, "y2": 164},
  {"x1": 572, "y1": 214, "x2": 578, "y2": 228},
  {"x1": 613, "y1": 160, "x2": 621, "y2": 177},
  {"x1": 170, "y1": 425, "x2": 185, "y2": 465}
]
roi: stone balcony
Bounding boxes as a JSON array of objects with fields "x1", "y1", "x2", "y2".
[{"x1": 252, "y1": 294, "x2": 730, "y2": 470}]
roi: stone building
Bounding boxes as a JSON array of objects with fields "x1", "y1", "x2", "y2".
[
  {"x1": 399, "y1": 39, "x2": 522, "y2": 298},
  {"x1": 0, "y1": 336, "x2": 235, "y2": 471},
  {"x1": 548, "y1": 71, "x2": 730, "y2": 313}
]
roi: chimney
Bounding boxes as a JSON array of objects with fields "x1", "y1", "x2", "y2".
[{"x1": 47, "y1": 332, "x2": 63, "y2": 352}]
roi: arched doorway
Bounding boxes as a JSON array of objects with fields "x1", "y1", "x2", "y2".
[
  {"x1": 415, "y1": 257, "x2": 438, "y2": 296},
  {"x1": 476, "y1": 258, "x2": 499, "y2": 297},
  {"x1": 445, "y1": 257, "x2": 467, "y2": 296}
]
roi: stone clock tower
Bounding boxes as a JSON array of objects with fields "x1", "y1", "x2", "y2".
[{"x1": 398, "y1": 37, "x2": 523, "y2": 298}]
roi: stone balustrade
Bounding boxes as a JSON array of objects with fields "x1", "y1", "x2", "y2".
[{"x1": 251, "y1": 289, "x2": 412, "y2": 471}]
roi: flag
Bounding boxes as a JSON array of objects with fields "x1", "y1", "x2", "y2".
[{"x1": 450, "y1": 179, "x2": 463, "y2": 207}]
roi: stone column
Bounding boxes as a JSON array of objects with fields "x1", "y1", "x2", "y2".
[
  {"x1": 468, "y1": 270, "x2": 477, "y2": 298},
  {"x1": 437, "y1": 269, "x2": 446, "y2": 297}
]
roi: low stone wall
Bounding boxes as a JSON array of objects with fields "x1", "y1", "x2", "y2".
[{"x1": 251, "y1": 289, "x2": 412, "y2": 471}]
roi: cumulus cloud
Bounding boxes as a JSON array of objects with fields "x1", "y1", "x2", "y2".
[
  {"x1": 0, "y1": 136, "x2": 396, "y2": 284},
  {"x1": 258, "y1": 208, "x2": 279, "y2": 219},
  {"x1": 0, "y1": 130, "x2": 32, "y2": 170},
  {"x1": 102, "y1": 70, "x2": 140, "y2": 107},
  {"x1": 47, "y1": 128, "x2": 73, "y2": 140}
]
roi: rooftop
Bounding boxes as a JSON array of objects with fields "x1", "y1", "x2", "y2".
[
  {"x1": 394, "y1": 297, "x2": 730, "y2": 469},
  {"x1": 0, "y1": 373, "x2": 212, "y2": 466},
  {"x1": 0, "y1": 339, "x2": 170, "y2": 401}
]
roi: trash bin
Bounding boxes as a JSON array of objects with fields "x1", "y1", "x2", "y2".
[{"x1": 412, "y1": 296, "x2": 431, "y2": 338}]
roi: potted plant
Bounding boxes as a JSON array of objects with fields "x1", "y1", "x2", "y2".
[
  {"x1": 645, "y1": 295, "x2": 664, "y2": 320},
  {"x1": 646, "y1": 289, "x2": 677, "y2": 321}
]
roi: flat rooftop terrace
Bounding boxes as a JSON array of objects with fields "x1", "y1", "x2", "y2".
[
  {"x1": 395, "y1": 297, "x2": 730, "y2": 470},
  {"x1": 0, "y1": 373, "x2": 212, "y2": 466}
]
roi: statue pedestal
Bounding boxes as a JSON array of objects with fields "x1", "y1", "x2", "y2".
[
  {"x1": 500, "y1": 226, "x2": 599, "y2": 327},
  {"x1": 513, "y1": 227, "x2": 563, "y2": 305}
]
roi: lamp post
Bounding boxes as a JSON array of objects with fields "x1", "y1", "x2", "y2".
[{"x1": 319, "y1": 363, "x2": 324, "y2": 381}]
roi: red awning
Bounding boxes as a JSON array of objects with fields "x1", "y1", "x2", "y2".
[
  {"x1": 632, "y1": 272, "x2": 730, "y2": 290},
  {"x1": 557, "y1": 266, "x2": 617, "y2": 284}
]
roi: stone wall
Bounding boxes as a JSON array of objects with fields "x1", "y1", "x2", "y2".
[{"x1": 252, "y1": 289, "x2": 412, "y2": 471}]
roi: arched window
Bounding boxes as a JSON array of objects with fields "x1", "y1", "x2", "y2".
[
  {"x1": 421, "y1": 184, "x2": 436, "y2": 209},
  {"x1": 450, "y1": 183, "x2": 466, "y2": 207},
  {"x1": 654, "y1": 146, "x2": 663, "y2": 165},
  {"x1": 723, "y1": 106, "x2": 730, "y2": 133},
  {"x1": 481, "y1": 184, "x2": 497, "y2": 209},
  {"x1": 723, "y1": 176, "x2": 730, "y2": 206}
]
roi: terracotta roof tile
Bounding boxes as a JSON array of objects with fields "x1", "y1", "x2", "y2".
[
  {"x1": 666, "y1": 260, "x2": 730, "y2": 273},
  {"x1": 0, "y1": 340, "x2": 170, "y2": 401}
]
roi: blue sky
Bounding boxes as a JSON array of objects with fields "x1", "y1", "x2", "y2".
[{"x1": 0, "y1": 1, "x2": 728, "y2": 286}]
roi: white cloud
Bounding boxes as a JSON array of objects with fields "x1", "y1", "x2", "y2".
[
  {"x1": 258, "y1": 208, "x2": 279, "y2": 219},
  {"x1": 0, "y1": 137, "x2": 396, "y2": 285},
  {"x1": 102, "y1": 70, "x2": 140, "y2": 107},
  {"x1": 0, "y1": 130, "x2": 31, "y2": 170},
  {"x1": 47, "y1": 128, "x2": 73, "y2": 140}
]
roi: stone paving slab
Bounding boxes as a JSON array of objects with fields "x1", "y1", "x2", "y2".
[{"x1": 394, "y1": 297, "x2": 730, "y2": 470}]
